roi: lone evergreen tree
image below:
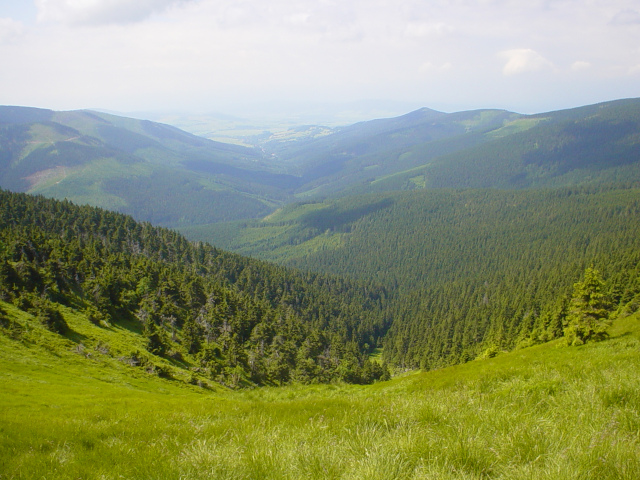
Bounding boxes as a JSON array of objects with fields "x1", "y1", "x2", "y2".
[{"x1": 564, "y1": 267, "x2": 611, "y2": 346}]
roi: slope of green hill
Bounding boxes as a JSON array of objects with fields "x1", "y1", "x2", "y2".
[
  {"x1": 2, "y1": 302, "x2": 638, "y2": 479},
  {"x1": 359, "y1": 98, "x2": 640, "y2": 194},
  {"x1": 272, "y1": 108, "x2": 520, "y2": 197},
  {"x1": 0, "y1": 107, "x2": 296, "y2": 226},
  {"x1": 254, "y1": 98, "x2": 640, "y2": 199},
  {"x1": 4, "y1": 99, "x2": 640, "y2": 227},
  {"x1": 184, "y1": 185, "x2": 640, "y2": 368},
  {"x1": 0, "y1": 190, "x2": 390, "y2": 388}
]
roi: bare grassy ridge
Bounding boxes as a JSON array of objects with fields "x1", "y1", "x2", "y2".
[{"x1": 1, "y1": 303, "x2": 639, "y2": 479}]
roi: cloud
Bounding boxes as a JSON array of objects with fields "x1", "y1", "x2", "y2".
[
  {"x1": 35, "y1": 0, "x2": 192, "y2": 26},
  {"x1": 0, "y1": 17, "x2": 25, "y2": 44},
  {"x1": 405, "y1": 22, "x2": 453, "y2": 38},
  {"x1": 610, "y1": 9, "x2": 640, "y2": 25},
  {"x1": 500, "y1": 48, "x2": 553, "y2": 75},
  {"x1": 571, "y1": 61, "x2": 591, "y2": 71},
  {"x1": 4, "y1": 0, "x2": 640, "y2": 115}
]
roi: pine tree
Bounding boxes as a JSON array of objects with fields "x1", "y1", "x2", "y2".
[{"x1": 564, "y1": 268, "x2": 611, "y2": 345}]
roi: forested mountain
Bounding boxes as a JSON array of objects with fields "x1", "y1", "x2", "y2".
[
  {"x1": 189, "y1": 185, "x2": 640, "y2": 369},
  {"x1": 0, "y1": 106, "x2": 296, "y2": 226},
  {"x1": 3, "y1": 184, "x2": 640, "y2": 378},
  {"x1": 269, "y1": 98, "x2": 640, "y2": 197},
  {"x1": 368, "y1": 98, "x2": 640, "y2": 193},
  {"x1": 3, "y1": 99, "x2": 640, "y2": 230},
  {"x1": 270, "y1": 107, "x2": 520, "y2": 195},
  {"x1": 0, "y1": 189, "x2": 390, "y2": 387}
]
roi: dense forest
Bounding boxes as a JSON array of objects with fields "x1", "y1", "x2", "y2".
[
  {"x1": 0, "y1": 189, "x2": 390, "y2": 387},
  {"x1": 196, "y1": 185, "x2": 640, "y2": 370},
  {"x1": 4, "y1": 100, "x2": 640, "y2": 383},
  {"x1": 3, "y1": 183, "x2": 640, "y2": 383}
]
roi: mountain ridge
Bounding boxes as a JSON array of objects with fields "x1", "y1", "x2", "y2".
[{"x1": 2, "y1": 98, "x2": 640, "y2": 228}]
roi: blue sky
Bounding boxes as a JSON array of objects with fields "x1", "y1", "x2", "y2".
[{"x1": 2, "y1": 0, "x2": 640, "y2": 121}]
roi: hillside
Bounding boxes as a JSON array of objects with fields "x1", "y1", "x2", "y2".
[
  {"x1": 259, "y1": 98, "x2": 640, "y2": 198},
  {"x1": 2, "y1": 302, "x2": 638, "y2": 478},
  {"x1": 272, "y1": 107, "x2": 520, "y2": 196},
  {"x1": 185, "y1": 185, "x2": 640, "y2": 368},
  {"x1": 4, "y1": 99, "x2": 640, "y2": 229},
  {"x1": 0, "y1": 189, "x2": 390, "y2": 387},
  {"x1": 369, "y1": 98, "x2": 640, "y2": 193},
  {"x1": 2, "y1": 185, "x2": 640, "y2": 478},
  {"x1": 0, "y1": 106, "x2": 296, "y2": 226}
]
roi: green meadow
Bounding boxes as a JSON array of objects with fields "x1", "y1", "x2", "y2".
[{"x1": 2, "y1": 303, "x2": 639, "y2": 479}]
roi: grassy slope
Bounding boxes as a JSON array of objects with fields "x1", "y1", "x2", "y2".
[{"x1": 2, "y1": 299, "x2": 639, "y2": 479}]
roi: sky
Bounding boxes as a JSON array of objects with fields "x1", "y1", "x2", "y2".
[{"x1": 1, "y1": 0, "x2": 640, "y2": 121}]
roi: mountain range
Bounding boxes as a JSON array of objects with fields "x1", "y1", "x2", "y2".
[{"x1": 2, "y1": 98, "x2": 640, "y2": 228}]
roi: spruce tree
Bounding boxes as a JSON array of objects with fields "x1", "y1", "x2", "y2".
[{"x1": 564, "y1": 268, "x2": 611, "y2": 345}]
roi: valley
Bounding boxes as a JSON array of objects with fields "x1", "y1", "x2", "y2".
[{"x1": 1, "y1": 98, "x2": 640, "y2": 478}]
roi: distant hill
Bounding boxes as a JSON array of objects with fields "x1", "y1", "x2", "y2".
[
  {"x1": 3, "y1": 99, "x2": 640, "y2": 227},
  {"x1": 373, "y1": 98, "x2": 640, "y2": 192},
  {"x1": 269, "y1": 107, "x2": 519, "y2": 195},
  {"x1": 265, "y1": 98, "x2": 640, "y2": 197},
  {"x1": 0, "y1": 106, "x2": 297, "y2": 226}
]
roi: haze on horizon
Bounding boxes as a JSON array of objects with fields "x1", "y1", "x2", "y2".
[{"x1": 1, "y1": 0, "x2": 640, "y2": 123}]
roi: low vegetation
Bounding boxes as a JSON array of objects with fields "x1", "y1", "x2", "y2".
[{"x1": 1, "y1": 302, "x2": 638, "y2": 479}]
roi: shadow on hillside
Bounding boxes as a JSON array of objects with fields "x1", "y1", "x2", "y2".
[
  {"x1": 65, "y1": 329, "x2": 88, "y2": 344},
  {"x1": 300, "y1": 198, "x2": 394, "y2": 232}
]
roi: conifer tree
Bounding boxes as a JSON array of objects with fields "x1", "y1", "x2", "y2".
[{"x1": 564, "y1": 267, "x2": 611, "y2": 345}]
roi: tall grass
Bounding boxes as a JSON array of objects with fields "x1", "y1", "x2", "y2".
[{"x1": 1, "y1": 312, "x2": 639, "y2": 479}]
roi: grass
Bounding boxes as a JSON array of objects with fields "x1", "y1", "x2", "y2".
[
  {"x1": 29, "y1": 158, "x2": 153, "y2": 211},
  {"x1": 1, "y1": 307, "x2": 639, "y2": 479},
  {"x1": 485, "y1": 117, "x2": 550, "y2": 139},
  {"x1": 179, "y1": 201, "x2": 347, "y2": 261},
  {"x1": 369, "y1": 163, "x2": 430, "y2": 186}
]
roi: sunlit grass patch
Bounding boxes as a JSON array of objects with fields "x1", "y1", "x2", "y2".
[{"x1": 1, "y1": 311, "x2": 639, "y2": 479}]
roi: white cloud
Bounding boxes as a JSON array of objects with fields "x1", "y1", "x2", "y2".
[
  {"x1": 500, "y1": 49, "x2": 553, "y2": 75},
  {"x1": 571, "y1": 61, "x2": 591, "y2": 71},
  {"x1": 35, "y1": 0, "x2": 192, "y2": 26},
  {"x1": 0, "y1": 17, "x2": 25, "y2": 44},
  {"x1": 2, "y1": 0, "x2": 639, "y2": 116},
  {"x1": 286, "y1": 13, "x2": 311, "y2": 27}
]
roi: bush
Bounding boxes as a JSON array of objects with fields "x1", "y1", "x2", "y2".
[
  {"x1": 85, "y1": 306, "x2": 111, "y2": 327},
  {"x1": 37, "y1": 307, "x2": 68, "y2": 334},
  {"x1": 477, "y1": 345, "x2": 501, "y2": 360},
  {"x1": 29, "y1": 299, "x2": 69, "y2": 334}
]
